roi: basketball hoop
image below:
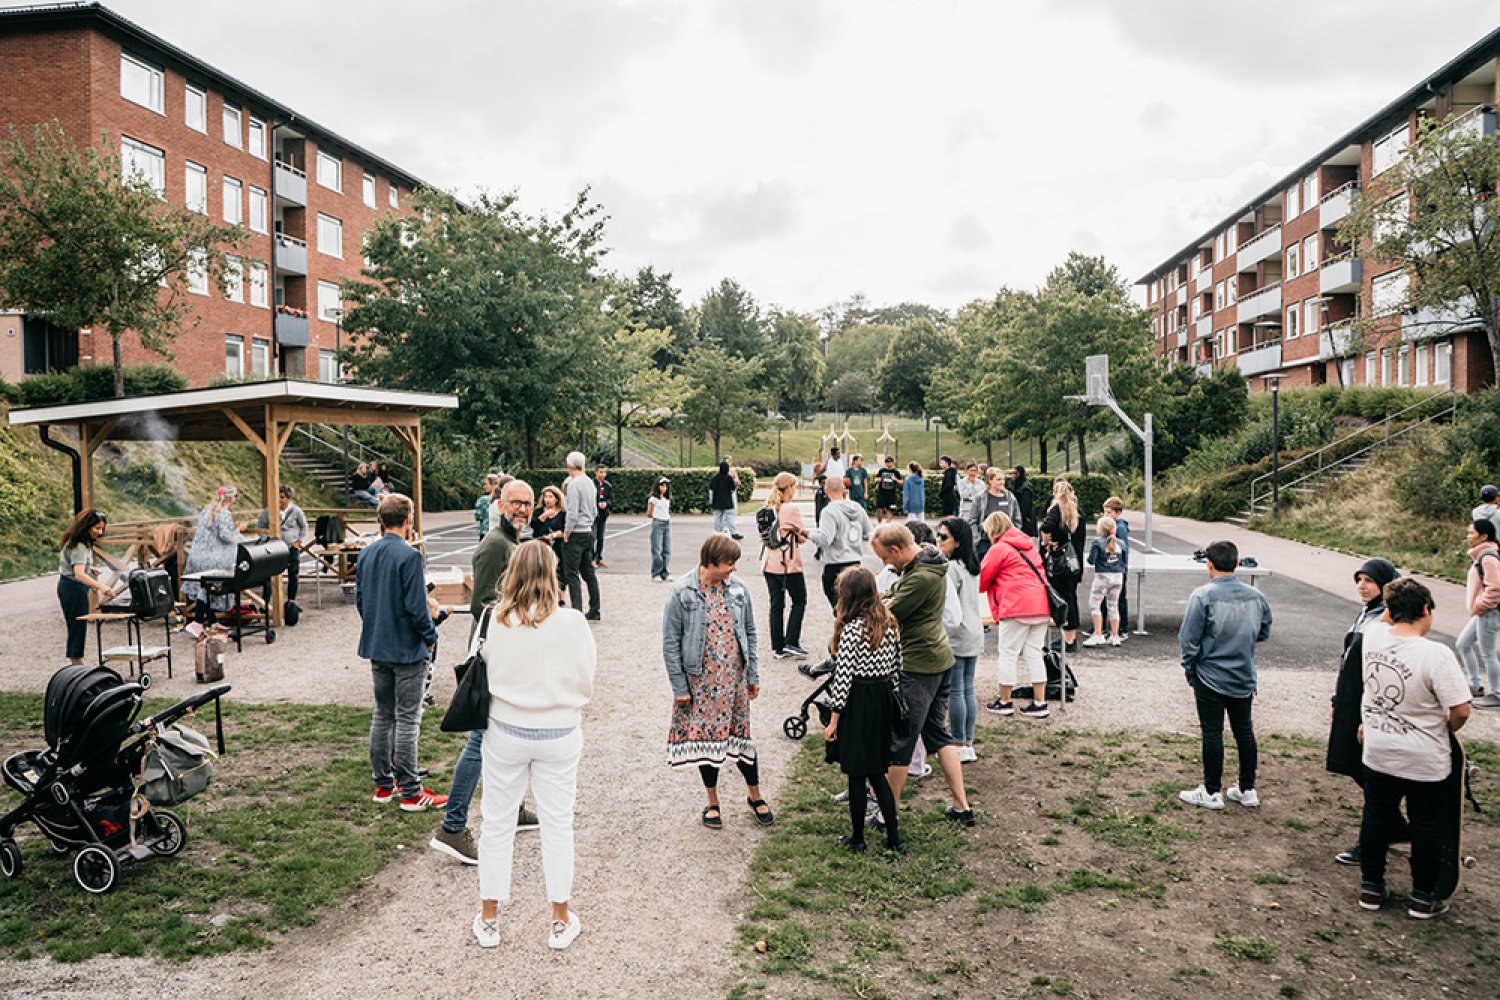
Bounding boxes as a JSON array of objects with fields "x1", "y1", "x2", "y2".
[{"x1": 1084, "y1": 354, "x2": 1111, "y2": 405}]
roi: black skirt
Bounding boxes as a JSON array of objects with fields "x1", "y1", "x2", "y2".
[{"x1": 832, "y1": 676, "x2": 896, "y2": 777}]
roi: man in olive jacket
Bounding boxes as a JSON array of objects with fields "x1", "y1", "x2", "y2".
[{"x1": 871, "y1": 523, "x2": 976, "y2": 826}]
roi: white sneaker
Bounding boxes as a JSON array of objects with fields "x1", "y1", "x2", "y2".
[
  {"x1": 1178, "y1": 785, "x2": 1225, "y2": 810},
  {"x1": 548, "y1": 911, "x2": 581, "y2": 950},
  {"x1": 473, "y1": 912, "x2": 500, "y2": 949},
  {"x1": 1226, "y1": 785, "x2": 1260, "y2": 808},
  {"x1": 1081, "y1": 634, "x2": 1107, "y2": 647},
  {"x1": 958, "y1": 746, "x2": 977, "y2": 763},
  {"x1": 1108, "y1": 636, "x2": 1122, "y2": 647}
]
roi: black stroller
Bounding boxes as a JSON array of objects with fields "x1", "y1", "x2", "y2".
[
  {"x1": 0, "y1": 664, "x2": 230, "y2": 893},
  {"x1": 783, "y1": 657, "x2": 838, "y2": 740}
]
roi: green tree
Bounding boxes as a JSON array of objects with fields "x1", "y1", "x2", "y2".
[
  {"x1": 341, "y1": 187, "x2": 608, "y2": 467},
  {"x1": 1339, "y1": 113, "x2": 1500, "y2": 380},
  {"x1": 680, "y1": 342, "x2": 766, "y2": 460},
  {"x1": 824, "y1": 322, "x2": 897, "y2": 388},
  {"x1": 927, "y1": 293, "x2": 1028, "y2": 464},
  {"x1": 1043, "y1": 251, "x2": 1131, "y2": 305},
  {"x1": 824, "y1": 370, "x2": 877, "y2": 418},
  {"x1": 0, "y1": 123, "x2": 244, "y2": 396},
  {"x1": 867, "y1": 301, "x2": 950, "y2": 328},
  {"x1": 620, "y1": 265, "x2": 692, "y2": 367},
  {"x1": 697, "y1": 278, "x2": 767, "y2": 361},
  {"x1": 598, "y1": 320, "x2": 685, "y2": 464},
  {"x1": 876, "y1": 319, "x2": 960, "y2": 421},
  {"x1": 762, "y1": 309, "x2": 825, "y2": 418},
  {"x1": 1143, "y1": 363, "x2": 1249, "y2": 471}
]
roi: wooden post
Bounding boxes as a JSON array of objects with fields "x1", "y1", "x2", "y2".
[{"x1": 263, "y1": 405, "x2": 283, "y2": 627}]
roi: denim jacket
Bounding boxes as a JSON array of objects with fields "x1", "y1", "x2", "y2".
[
  {"x1": 662, "y1": 572, "x2": 759, "y2": 698},
  {"x1": 1179, "y1": 575, "x2": 1272, "y2": 698}
]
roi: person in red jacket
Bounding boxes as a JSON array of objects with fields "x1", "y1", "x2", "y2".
[{"x1": 978, "y1": 511, "x2": 1052, "y2": 719}]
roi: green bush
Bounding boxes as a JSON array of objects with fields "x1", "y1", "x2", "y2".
[
  {"x1": 1394, "y1": 392, "x2": 1500, "y2": 521},
  {"x1": 12, "y1": 363, "x2": 187, "y2": 406},
  {"x1": 512, "y1": 467, "x2": 755, "y2": 514}
]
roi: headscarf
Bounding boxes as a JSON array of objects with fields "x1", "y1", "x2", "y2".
[{"x1": 1349, "y1": 557, "x2": 1398, "y2": 633}]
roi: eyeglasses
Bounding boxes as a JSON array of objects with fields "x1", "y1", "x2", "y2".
[
  {"x1": 935, "y1": 531, "x2": 950, "y2": 540},
  {"x1": 507, "y1": 499, "x2": 534, "y2": 507}
]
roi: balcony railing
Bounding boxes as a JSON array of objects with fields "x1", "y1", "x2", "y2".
[
  {"x1": 1317, "y1": 320, "x2": 1356, "y2": 361},
  {"x1": 1320, "y1": 253, "x2": 1361, "y2": 295},
  {"x1": 1195, "y1": 315, "x2": 1213, "y2": 340},
  {"x1": 1236, "y1": 342, "x2": 1283, "y2": 376},
  {"x1": 274, "y1": 233, "x2": 307, "y2": 276},
  {"x1": 1238, "y1": 224, "x2": 1282, "y2": 268},
  {"x1": 1236, "y1": 281, "x2": 1282, "y2": 323},
  {"x1": 1438, "y1": 104, "x2": 1497, "y2": 142},
  {"x1": 1319, "y1": 181, "x2": 1359, "y2": 229},
  {"x1": 1402, "y1": 296, "x2": 1480, "y2": 342},
  {"x1": 273, "y1": 158, "x2": 307, "y2": 206},
  {"x1": 1196, "y1": 268, "x2": 1213, "y2": 293},
  {"x1": 1195, "y1": 361, "x2": 1213, "y2": 377}
]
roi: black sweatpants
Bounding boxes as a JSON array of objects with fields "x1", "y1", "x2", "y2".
[
  {"x1": 562, "y1": 532, "x2": 600, "y2": 615},
  {"x1": 765, "y1": 571, "x2": 806, "y2": 652},
  {"x1": 593, "y1": 514, "x2": 609, "y2": 561},
  {"x1": 58, "y1": 576, "x2": 91, "y2": 660},
  {"x1": 1359, "y1": 767, "x2": 1448, "y2": 896},
  {"x1": 822, "y1": 562, "x2": 858, "y2": 608},
  {"x1": 1192, "y1": 679, "x2": 1257, "y2": 794}
]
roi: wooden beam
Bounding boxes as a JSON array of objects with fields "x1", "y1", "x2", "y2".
[
  {"x1": 223, "y1": 408, "x2": 268, "y2": 456},
  {"x1": 411, "y1": 422, "x2": 424, "y2": 536},
  {"x1": 276, "y1": 405, "x2": 420, "y2": 427},
  {"x1": 263, "y1": 405, "x2": 283, "y2": 627},
  {"x1": 276, "y1": 420, "x2": 300, "y2": 455},
  {"x1": 78, "y1": 425, "x2": 95, "y2": 514},
  {"x1": 83, "y1": 418, "x2": 119, "y2": 455}
]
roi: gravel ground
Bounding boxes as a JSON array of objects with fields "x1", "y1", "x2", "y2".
[{"x1": 1, "y1": 509, "x2": 1495, "y2": 998}]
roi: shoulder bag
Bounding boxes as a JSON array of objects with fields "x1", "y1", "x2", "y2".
[
  {"x1": 1019, "y1": 548, "x2": 1070, "y2": 629},
  {"x1": 441, "y1": 608, "x2": 493, "y2": 733}
]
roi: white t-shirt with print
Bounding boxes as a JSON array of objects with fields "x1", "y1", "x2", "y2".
[{"x1": 1361, "y1": 630, "x2": 1470, "y2": 782}]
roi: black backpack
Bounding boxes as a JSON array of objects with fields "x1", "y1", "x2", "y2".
[{"x1": 756, "y1": 506, "x2": 788, "y2": 552}]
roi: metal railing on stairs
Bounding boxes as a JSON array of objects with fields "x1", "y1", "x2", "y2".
[
  {"x1": 1248, "y1": 389, "x2": 1459, "y2": 515},
  {"x1": 289, "y1": 424, "x2": 413, "y2": 488}
]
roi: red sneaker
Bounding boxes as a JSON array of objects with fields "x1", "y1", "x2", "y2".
[
  {"x1": 372, "y1": 786, "x2": 397, "y2": 804},
  {"x1": 399, "y1": 789, "x2": 449, "y2": 812}
]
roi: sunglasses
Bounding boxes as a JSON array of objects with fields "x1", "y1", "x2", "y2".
[{"x1": 935, "y1": 531, "x2": 950, "y2": 540}]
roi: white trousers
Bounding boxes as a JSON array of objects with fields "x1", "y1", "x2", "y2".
[
  {"x1": 477, "y1": 718, "x2": 583, "y2": 904},
  {"x1": 996, "y1": 618, "x2": 1047, "y2": 688}
]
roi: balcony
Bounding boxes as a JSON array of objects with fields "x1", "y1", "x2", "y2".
[
  {"x1": 273, "y1": 158, "x2": 306, "y2": 206},
  {"x1": 1320, "y1": 253, "x2": 1361, "y2": 294},
  {"x1": 274, "y1": 233, "x2": 307, "y2": 276},
  {"x1": 274, "y1": 309, "x2": 308, "y2": 346},
  {"x1": 1195, "y1": 315, "x2": 1213, "y2": 340},
  {"x1": 1237, "y1": 224, "x2": 1282, "y2": 268},
  {"x1": 1236, "y1": 281, "x2": 1282, "y2": 323},
  {"x1": 1195, "y1": 361, "x2": 1214, "y2": 377},
  {"x1": 1317, "y1": 320, "x2": 1356, "y2": 361},
  {"x1": 1236, "y1": 342, "x2": 1283, "y2": 376},
  {"x1": 1442, "y1": 104, "x2": 1497, "y2": 142},
  {"x1": 1319, "y1": 181, "x2": 1359, "y2": 229},
  {"x1": 1196, "y1": 268, "x2": 1212, "y2": 293},
  {"x1": 1402, "y1": 296, "x2": 1479, "y2": 342}
]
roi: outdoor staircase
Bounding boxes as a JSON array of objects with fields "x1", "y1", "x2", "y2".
[
  {"x1": 281, "y1": 445, "x2": 346, "y2": 494},
  {"x1": 1226, "y1": 389, "x2": 1459, "y2": 526}
]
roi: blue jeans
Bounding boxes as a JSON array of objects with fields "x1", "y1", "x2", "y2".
[
  {"x1": 948, "y1": 654, "x2": 978, "y2": 744},
  {"x1": 713, "y1": 509, "x2": 736, "y2": 535},
  {"x1": 443, "y1": 729, "x2": 485, "y2": 833},
  {"x1": 650, "y1": 519, "x2": 672, "y2": 579},
  {"x1": 1457, "y1": 607, "x2": 1500, "y2": 692},
  {"x1": 370, "y1": 660, "x2": 427, "y2": 799}
]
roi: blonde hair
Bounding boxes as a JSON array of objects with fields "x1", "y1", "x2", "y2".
[
  {"x1": 495, "y1": 540, "x2": 560, "y2": 628},
  {"x1": 205, "y1": 484, "x2": 238, "y2": 523},
  {"x1": 982, "y1": 511, "x2": 1015, "y2": 541},
  {"x1": 1097, "y1": 515, "x2": 1118, "y2": 557},
  {"x1": 767, "y1": 471, "x2": 797, "y2": 510},
  {"x1": 539, "y1": 484, "x2": 564, "y2": 511},
  {"x1": 1051, "y1": 479, "x2": 1079, "y2": 533}
]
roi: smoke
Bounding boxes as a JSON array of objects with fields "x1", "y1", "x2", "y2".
[{"x1": 99, "y1": 410, "x2": 193, "y2": 514}]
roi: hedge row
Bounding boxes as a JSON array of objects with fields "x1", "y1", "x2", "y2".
[
  {"x1": 859, "y1": 471, "x2": 1117, "y2": 522},
  {"x1": 5, "y1": 364, "x2": 187, "y2": 407},
  {"x1": 512, "y1": 467, "x2": 756, "y2": 515}
]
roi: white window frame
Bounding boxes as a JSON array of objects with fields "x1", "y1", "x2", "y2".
[
  {"x1": 1285, "y1": 244, "x2": 1299, "y2": 280},
  {"x1": 1435, "y1": 341, "x2": 1453, "y2": 386},
  {"x1": 363, "y1": 172, "x2": 376, "y2": 208},
  {"x1": 1364, "y1": 352, "x2": 1376, "y2": 386},
  {"x1": 224, "y1": 255, "x2": 243, "y2": 302},
  {"x1": 223, "y1": 101, "x2": 242, "y2": 148},
  {"x1": 1371, "y1": 269, "x2": 1409, "y2": 316},
  {"x1": 1215, "y1": 281, "x2": 1225, "y2": 311},
  {"x1": 1415, "y1": 342, "x2": 1429, "y2": 386},
  {"x1": 248, "y1": 186, "x2": 268, "y2": 234},
  {"x1": 222, "y1": 176, "x2": 242, "y2": 225},
  {"x1": 317, "y1": 280, "x2": 343, "y2": 321},
  {"x1": 121, "y1": 137, "x2": 165, "y2": 198},
  {"x1": 251, "y1": 337, "x2": 270, "y2": 378},
  {"x1": 186, "y1": 248, "x2": 209, "y2": 296},
  {"x1": 319, "y1": 349, "x2": 342, "y2": 384},
  {"x1": 247, "y1": 116, "x2": 266, "y2": 159},
  {"x1": 1301, "y1": 173, "x2": 1318, "y2": 210},
  {"x1": 388, "y1": 183, "x2": 399, "y2": 209},
  {"x1": 1285, "y1": 185, "x2": 1300, "y2": 219},
  {"x1": 248, "y1": 261, "x2": 269, "y2": 308},
  {"x1": 1303, "y1": 234, "x2": 1319, "y2": 271},
  {"x1": 1304, "y1": 298, "x2": 1320, "y2": 336},
  {"x1": 1226, "y1": 275, "x2": 1238, "y2": 306},
  {"x1": 225, "y1": 334, "x2": 245, "y2": 378},
  {"x1": 1397, "y1": 345, "x2": 1410, "y2": 386},
  {"x1": 316, "y1": 213, "x2": 343, "y2": 258},
  {"x1": 184, "y1": 83, "x2": 206, "y2": 132},
  {"x1": 1285, "y1": 305, "x2": 1299, "y2": 340},
  {"x1": 1380, "y1": 348, "x2": 1393, "y2": 386},
  {"x1": 185, "y1": 161, "x2": 207, "y2": 214},
  {"x1": 120, "y1": 52, "x2": 164, "y2": 114},
  {"x1": 316, "y1": 151, "x2": 342, "y2": 192}
]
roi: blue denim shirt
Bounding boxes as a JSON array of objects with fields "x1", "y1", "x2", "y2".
[
  {"x1": 662, "y1": 572, "x2": 758, "y2": 698},
  {"x1": 1179, "y1": 575, "x2": 1272, "y2": 698},
  {"x1": 1087, "y1": 537, "x2": 1128, "y2": 575},
  {"x1": 355, "y1": 533, "x2": 438, "y2": 664}
]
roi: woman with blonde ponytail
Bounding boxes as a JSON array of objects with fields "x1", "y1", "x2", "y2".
[
  {"x1": 1039, "y1": 479, "x2": 1086, "y2": 650},
  {"x1": 760, "y1": 471, "x2": 809, "y2": 659}
]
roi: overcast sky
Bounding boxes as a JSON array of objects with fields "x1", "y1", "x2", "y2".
[{"x1": 110, "y1": 0, "x2": 1500, "y2": 312}]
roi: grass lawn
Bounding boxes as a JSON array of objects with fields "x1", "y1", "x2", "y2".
[
  {"x1": 0, "y1": 694, "x2": 456, "y2": 963},
  {"x1": 730, "y1": 724, "x2": 1500, "y2": 1000}
]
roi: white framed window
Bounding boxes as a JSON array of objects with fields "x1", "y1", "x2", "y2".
[
  {"x1": 1213, "y1": 332, "x2": 1224, "y2": 359},
  {"x1": 251, "y1": 337, "x2": 270, "y2": 377},
  {"x1": 1303, "y1": 234, "x2": 1319, "y2": 271},
  {"x1": 319, "y1": 349, "x2": 342, "y2": 384},
  {"x1": 222, "y1": 176, "x2": 242, "y2": 225},
  {"x1": 1226, "y1": 275, "x2": 1238, "y2": 305},
  {"x1": 316, "y1": 151, "x2": 342, "y2": 192},
  {"x1": 1435, "y1": 341, "x2": 1453, "y2": 386},
  {"x1": 363, "y1": 172, "x2": 376, "y2": 208},
  {"x1": 1214, "y1": 281, "x2": 1225, "y2": 311},
  {"x1": 120, "y1": 52, "x2": 164, "y2": 114},
  {"x1": 1380, "y1": 348, "x2": 1393, "y2": 386},
  {"x1": 1285, "y1": 185, "x2": 1300, "y2": 219},
  {"x1": 388, "y1": 183, "x2": 399, "y2": 209},
  {"x1": 121, "y1": 137, "x2": 165, "y2": 197},
  {"x1": 184, "y1": 161, "x2": 207, "y2": 214},
  {"x1": 1285, "y1": 306, "x2": 1299, "y2": 340},
  {"x1": 248, "y1": 117, "x2": 266, "y2": 159},
  {"x1": 225, "y1": 334, "x2": 245, "y2": 377},
  {"x1": 1364, "y1": 352, "x2": 1376, "y2": 385},
  {"x1": 1305, "y1": 298, "x2": 1320, "y2": 335},
  {"x1": 248, "y1": 261, "x2": 268, "y2": 308},
  {"x1": 317, "y1": 280, "x2": 343, "y2": 321},
  {"x1": 1371, "y1": 269, "x2": 1409, "y2": 316},
  {"x1": 1226, "y1": 226, "x2": 1238, "y2": 255},
  {"x1": 1285, "y1": 244, "x2": 1300, "y2": 280},
  {"x1": 186, "y1": 248, "x2": 208, "y2": 296},
  {"x1": 248, "y1": 186, "x2": 268, "y2": 233},
  {"x1": 1191, "y1": 296, "x2": 1202, "y2": 321},
  {"x1": 1301, "y1": 173, "x2": 1318, "y2": 210},
  {"x1": 1397, "y1": 345, "x2": 1410, "y2": 386},
  {"x1": 316, "y1": 213, "x2": 343, "y2": 257},
  {"x1": 1341, "y1": 358, "x2": 1355, "y2": 385},
  {"x1": 185, "y1": 84, "x2": 206, "y2": 132},
  {"x1": 223, "y1": 101, "x2": 242, "y2": 148},
  {"x1": 1372, "y1": 122, "x2": 1410, "y2": 175},
  {"x1": 224, "y1": 255, "x2": 243, "y2": 302},
  {"x1": 1415, "y1": 343, "x2": 1429, "y2": 386},
  {"x1": 1375, "y1": 194, "x2": 1409, "y2": 244}
]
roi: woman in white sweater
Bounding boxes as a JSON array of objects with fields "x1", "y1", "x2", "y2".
[{"x1": 474, "y1": 541, "x2": 596, "y2": 952}]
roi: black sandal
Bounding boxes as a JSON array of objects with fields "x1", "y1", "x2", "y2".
[
  {"x1": 748, "y1": 797, "x2": 775, "y2": 826},
  {"x1": 702, "y1": 805, "x2": 723, "y2": 830}
]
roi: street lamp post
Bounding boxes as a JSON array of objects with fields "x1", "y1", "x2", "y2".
[
  {"x1": 676, "y1": 414, "x2": 685, "y2": 467},
  {"x1": 774, "y1": 413, "x2": 787, "y2": 466},
  {"x1": 932, "y1": 416, "x2": 942, "y2": 467},
  {"x1": 1265, "y1": 374, "x2": 1287, "y2": 515}
]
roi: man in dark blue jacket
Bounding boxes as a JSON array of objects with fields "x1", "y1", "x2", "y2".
[{"x1": 357, "y1": 493, "x2": 445, "y2": 811}]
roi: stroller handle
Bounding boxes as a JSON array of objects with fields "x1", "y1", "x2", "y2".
[{"x1": 133, "y1": 684, "x2": 232, "y2": 732}]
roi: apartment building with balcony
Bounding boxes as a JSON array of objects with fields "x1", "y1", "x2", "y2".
[
  {"x1": 1139, "y1": 28, "x2": 1500, "y2": 394},
  {"x1": 0, "y1": 2, "x2": 426, "y2": 385}
]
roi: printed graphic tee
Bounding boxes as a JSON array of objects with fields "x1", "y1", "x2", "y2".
[
  {"x1": 1360, "y1": 630, "x2": 1470, "y2": 782},
  {"x1": 847, "y1": 466, "x2": 869, "y2": 501},
  {"x1": 875, "y1": 467, "x2": 902, "y2": 497}
]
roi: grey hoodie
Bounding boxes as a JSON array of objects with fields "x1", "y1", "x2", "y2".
[{"x1": 806, "y1": 498, "x2": 871, "y2": 564}]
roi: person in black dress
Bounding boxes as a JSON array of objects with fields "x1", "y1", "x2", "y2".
[{"x1": 531, "y1": 485, "x2": 569, "y2": 594}]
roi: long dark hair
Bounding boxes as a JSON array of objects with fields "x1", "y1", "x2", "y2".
[
  {"x1": 832, "y1": 566, "x2": 896, "y2": 654},
  {"x1": 653, "y1": 477, "x2": 672, "y2": 500},
  {"x1": 60, "y1": 509, "x2": 107, "y2": 550},
  {"x1": 939, "y1": 517, "x2": 981, "y2": 576}
]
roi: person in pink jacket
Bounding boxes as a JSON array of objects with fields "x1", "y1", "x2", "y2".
[
  {"x1": 978, "y1": 511, "x2": 1052, "y2": 719},
  {"x1": 761, "y1": 472, "x2": 810, "y2": 659},
  {"x1": 1458, "y1": 518, "x2": 1500, "y2": 708}
]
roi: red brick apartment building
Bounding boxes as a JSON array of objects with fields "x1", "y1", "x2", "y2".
[
  {"x1": 1139, "y1": 28, "x2": 1500, "y2": 394},
  {"x1": 0, "y1": 2, "x2": 427, "y2": 386}
]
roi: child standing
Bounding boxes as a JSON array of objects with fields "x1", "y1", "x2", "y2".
[
  {"x1": 902, "y1": 463, "x2": 926, "y2": 523},
  {"x1": 648, "y1": 477, "x2": 673, "y2": 581},
  {"x1": 823, "y1": 566, "x2": 904, "y2": 853},
  {"x1": 1084, "y1": 515, "x2": 1126, "y2": 647}
]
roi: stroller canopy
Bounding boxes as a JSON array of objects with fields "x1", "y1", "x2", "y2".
[{"x1": 43, "y1": 665, "x2": 141, "y2": 765}]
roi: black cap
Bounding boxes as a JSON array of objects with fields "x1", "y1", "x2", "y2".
[{"x1": 1482, "y1": 484, "x2": 1499, "y2": 502}]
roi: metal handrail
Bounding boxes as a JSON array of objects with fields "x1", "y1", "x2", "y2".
[
  {"x1": 275, "y1": 233, "x2": 306, "y2": 249},
  {"x1": 289, "y1": 424, "x2": 412, "y2": 482},
  {"x1": 1319, "y1": 180, "x2": 1360, "y2": 204},
  {"x1": 1248, "y1": 389, "x2": 1457, "y2": 512},
  {"x1": 273, "y1": 157, "x2": 306, "y2": 179},
  {"x1": 1239, "y1": 225, "x2": 1282, "y2": 254}
]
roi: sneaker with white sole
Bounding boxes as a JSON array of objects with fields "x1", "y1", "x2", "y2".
[
  {"x1": 430, "y1": 826, "x2": 479, "y2": 864},
  {"x1": 957, "y1": 745, "x2": 977, "y2": 763},
  {"x1": 517, "y1": 804, "x2": 540, "y2": 830},
  {"x1": 399, "y1": 788, "x2": 449, "y2": 812},
  {"x1": 908, "y1": 762, "x2": 933, "y2": 779},
  {"x1": 1019, "y1": 701, "x2": 1050, "y2": 719},
  {"x1": 473, "y1": 912, "x2": 501, "y2": 948},
  {"x1": 1178, "y1": 784, "x2": 1225, "y2": 810},
  {"x1": 372, "y1": 786, "x2": 397, "y2": 805},
  {"x1": 985, "y1": 698, "x2": 1014, "y2": 716},
  {"x1": 1081, "y1": 634, "x2": 1107, "y2": 647},
  {"x1": 1225, "y1": 785, "x2": 1260, "y2": 808},
  {"x1": 1108, "y1": 636, "x2": 1122, "y2": 647},
  {"x1": 549, "y1": 912, "x2": 581, "y2": 950}
]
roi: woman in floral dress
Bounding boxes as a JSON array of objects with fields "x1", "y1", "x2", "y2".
[
  {"x1": 662, "y1": 534, "x2": 773, "y2": 830},
  {"x1": 182, "y1": 484, "x2": 245, "y2": 625}
]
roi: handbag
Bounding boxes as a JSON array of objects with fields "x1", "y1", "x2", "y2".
[
  {"x1": 440, "y1": 608, "x2": 492, "y2": 733},
  {"x1": 1020, "y1": 549, "x2": 1070, "y2": 628},
  {"x1": 1047, "y1": 539, "x2": 1079, "y2": 577}
]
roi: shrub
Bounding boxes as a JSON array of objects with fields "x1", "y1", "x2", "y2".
[
  {"x1": 12, "y1": 364, "x2": 187, "y2": 406},
  {"x1": 511, "y1": 467, "x2": 755, "y2": 514}
]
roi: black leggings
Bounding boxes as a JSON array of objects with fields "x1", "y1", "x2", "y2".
[
  {"x1": 58, "y1": 576, "x2": 91, "y2": 660},
  {"x1": 848, "y1": 772, "x2": 900, "y2": 848},
  {"x1": 699, "y1": 759, "x2": 759, "y2": 789}
]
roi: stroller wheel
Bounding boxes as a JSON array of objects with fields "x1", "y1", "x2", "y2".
[
  {"x1": 139, "y1": 672, "x2": 153, "y2": 690},
  {"x1": 73, "y1": 845, "x2": 119, "y2": 894},
  {"x1": 783, "y1": 716, "x2": 808, "y2": 740},
  {"x1": 266, "y1": 629, "x2": 277, "y2": 644},
  {"x1": 0, "y1": 840, "x2": 20, "y2": 879},
  {"x1": 148, "y1": 810, "x2": 188, "y2": 857}
]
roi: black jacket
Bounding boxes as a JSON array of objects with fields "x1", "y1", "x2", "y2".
[
  {"x1": 710, "y1": 471, "x2": 737, "y2": 511},
  {"x1": 1012, "y1": 479, "x2": 1036, "y2": 535},
  {"x1": 1039, "y1": 504, "x2": 1086, "y2": 578}
]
